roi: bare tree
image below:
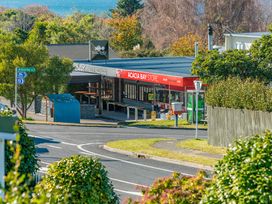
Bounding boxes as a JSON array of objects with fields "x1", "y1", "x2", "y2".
[{"x1": 141, "y1": 0, "x2": 268, "y2": 49}]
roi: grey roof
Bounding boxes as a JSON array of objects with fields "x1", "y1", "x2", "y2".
[
  {"x1": 224, "y1": 32, "x2": 271, "y2": 38},
  {"x1": 75, "y1": 57, "x2": 195, "y2": 77}
]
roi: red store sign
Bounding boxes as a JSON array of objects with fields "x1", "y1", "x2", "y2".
[{"x1": 116, "y1": 70, "x2": 198, "y2": 89}]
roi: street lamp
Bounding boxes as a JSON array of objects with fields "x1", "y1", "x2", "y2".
[{"x1": 194, "y1": 80, "x2": 203, "y2": 139}]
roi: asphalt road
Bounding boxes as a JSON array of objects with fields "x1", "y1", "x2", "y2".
[{"x1": 27, "y1": 124, "x2": 208, "y2": 202}]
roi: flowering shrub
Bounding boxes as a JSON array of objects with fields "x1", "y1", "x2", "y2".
[{"x1": 132, "y1": 171, "x2": 211, "y2": 204}]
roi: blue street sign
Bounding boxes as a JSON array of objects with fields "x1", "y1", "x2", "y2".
[
  {"x1": 17, "y1": 78, "x2": 25, "y2": 85},
  {"x1": 17, "y1": 72, "x2": 27, "y2": 79}
]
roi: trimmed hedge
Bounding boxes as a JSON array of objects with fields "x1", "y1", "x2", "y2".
[
  {"x1": 37, "y1": 155, "x2": 119, "y2": 204},
  {"x1": 202, "y1": 131, "x2": 272, "y2": 203},
  {"x1": 206, "y1": 77, "x2": 272, "y2": 112}
]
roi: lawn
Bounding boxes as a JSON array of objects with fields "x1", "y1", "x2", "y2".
[
  {"x1": 106, "y1": 138, "x2": 219, "y2": 166},
  {"x1": 176, "y1": 139, "x2": 227, "y2": 155},
  {"x1": 120, "y1": 119, "x2": 207, "y2": 129}
]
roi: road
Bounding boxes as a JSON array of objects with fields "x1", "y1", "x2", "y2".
[{"x1": 27, "y1": 124, "x2": 208, "y2": 202}]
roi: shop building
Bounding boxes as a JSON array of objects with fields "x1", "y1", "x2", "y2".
[{"x1": 48, "y1": 44, "x2": 204, "y2": 121}]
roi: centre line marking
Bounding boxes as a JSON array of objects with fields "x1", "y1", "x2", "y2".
[{"x1": 115, "y1": 189, "x2": 142, "y2": 196}]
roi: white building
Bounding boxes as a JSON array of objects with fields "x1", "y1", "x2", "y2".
[{"x1": 224, "y1": 32, "x2": 270, "y2": 50}]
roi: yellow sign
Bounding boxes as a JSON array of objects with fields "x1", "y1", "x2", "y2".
[{"x1": 151, "y1": 111, "x2": 157, "y2": 121}]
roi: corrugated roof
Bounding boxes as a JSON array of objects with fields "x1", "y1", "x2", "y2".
[{"x1": 75, "y1": 57, "x2": 195, "y2": 77}]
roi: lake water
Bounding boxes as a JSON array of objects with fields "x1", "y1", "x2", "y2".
[{"x1": 0, "y1": 0, "x2": 117, "y2": 16}]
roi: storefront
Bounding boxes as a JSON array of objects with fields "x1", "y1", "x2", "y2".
[{"x1": 69, "y1": 57, "x2": 203, "y2": 119}]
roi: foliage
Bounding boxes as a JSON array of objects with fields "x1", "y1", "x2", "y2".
[
  {"x1": 170, "y1": 33, "x2": 206, "y2": 56},
  {"x1": 36, "y1": 155, "x2": 119, "y2": 204},
  {"x1": 206, "y1": 78, "x2": 272, "y2": 112},
  {"x1": 5, "y1": 120, "x2": 38, "y2": 176},
  {"x1": 107, "y1": 14, "x2": 142, "y2": 51},
  {"x1": 250, "y1": 33, "x2": 272, "y2": 83},
  {"x1": 42, "y1": 56, "x2": 74, "y2": 94},
  {"x1": 202, "y1": 130, "x2": 272, "y2": 203},
  {"x1": 111, "y1": 0, "x2": 143, "y2": 17},
  {"x1": 29, "y1": 12, "x2": 100, "y2": 44},
  {"x1": 119, "y1": 49, "x2": 165, "y2": 58},
  {"x1": 131, "y1": 171, "x2": 211, "y2": 204},
  {"x1": 192, "y1": 50, "x2": 261, "y2": 84}
]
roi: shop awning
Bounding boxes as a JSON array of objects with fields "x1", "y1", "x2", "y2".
[{"x1": 69, "y1": 71, "x2": 101, "y2": 84}]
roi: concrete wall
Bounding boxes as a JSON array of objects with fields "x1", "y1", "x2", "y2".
[{"x1": 208, "y1": 106, "x2": 272, "y2": 147}]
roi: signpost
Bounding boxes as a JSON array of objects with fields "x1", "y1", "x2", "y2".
[
  {"x1": 14, "y1": 67, "x2": 36, "y2": 109},
  {"x1": 194, "y1": 80, "x2": 203, "y2": 139}
]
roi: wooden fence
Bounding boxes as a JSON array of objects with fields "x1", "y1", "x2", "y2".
[{"x1": 207, "y1": 106, "x2": 272, "y2": 147}]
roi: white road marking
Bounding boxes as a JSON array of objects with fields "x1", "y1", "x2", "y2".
[
  {"x1": 115, "y1": 189, "x2": 142, "y2": 196},
  {"x1": 46, "y1": 145, "x2": 62, "y2": 149},
  {"x1": 78, "y1": 143, "x2": 175, "y2": 173},
  {"x1": 40, "y1": 161, "x2": 51, "y2": 166},
  {"x1": 109, "y1": 177, "x2": 148, "y2": 188}
]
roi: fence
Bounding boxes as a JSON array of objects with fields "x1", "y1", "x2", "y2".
[{"x1": 207, "y1": 106, "x2": 272, "y2": 147}]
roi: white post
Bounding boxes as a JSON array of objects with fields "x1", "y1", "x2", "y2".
[
  {"x1": 127, "y1": 107, "x2": 130, "y2": 120},
  {"x1": 14, "y1": 67, "x2": 17, "y2": 109},
  {"x1": 0, "y1": 138, "x2": 4, "y2": 199},
  {"x1": 143, "y1": 110, "x2": 147, "y2": 121},
  {"x1": 194, "y1": 80, "x2": 202, "y2": 140},
  {"x1": 195, "y1": 91, "x2": 199, "y2": 139},
  {"x1": 135, "y1": 108, "x2": 138, "y2": 121}
]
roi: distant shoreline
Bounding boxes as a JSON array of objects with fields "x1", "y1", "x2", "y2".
[{"x1": 0, "y1": 0, "x2": 117, "y2": 16}]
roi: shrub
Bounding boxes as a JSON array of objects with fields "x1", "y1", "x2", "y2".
[
  {"x1": 206, "y1": 77, "x2": 272, "y2": 112},
  {"x1": 36, "y1": 155, "x2": 119, "y2": 204},
  {"x1": 132, "y1": 171, "x2": 211, "y2": 204},
  {"x1": 202, "y1": 131, "x2": 272, "y2": 203},
  {"x1": 5, "y1": 120, "x2": 38, "y2": 175}
]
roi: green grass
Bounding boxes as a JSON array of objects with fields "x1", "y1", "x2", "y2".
[
  {"x1": 107, "y1": 138, "x2": 219, "y2": 166},
  {"x1": 176, "y1": 139, "x2": 227, "y2": 155},
  {"x1": 121, "y1": 119, "x2": 207, "y2": 129}
]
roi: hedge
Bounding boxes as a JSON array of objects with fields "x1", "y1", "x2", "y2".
[{"x1": 206, "y1": 77, "x2": 272, "y2": 112}]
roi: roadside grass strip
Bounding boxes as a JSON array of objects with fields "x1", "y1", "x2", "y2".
[
  {"x1": 121, "y1": 120, "x2": 208, "y2": 129},
  {"x1": 106, "y1": 138, "x2": 219, "y2": 166},
  {"x1": 176, "y1": 139, "x2": 227, "y2": 155}
]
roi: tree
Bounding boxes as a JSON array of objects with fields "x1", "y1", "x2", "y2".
[
  {"x1": 250, "y1": 32, "x2": 272, "y2": 83},
  {"x1": 111, "y1": 0, "x2": 143, "y2": 17},
  {"x1": 42, "y1": 56, "x2": 74, "y2": 94},
  {"x1": 107, "y1": 14, "x2": 142, "y2": 51},
  {"x1": 170, "y1": 33, "x2": 206, "y2": 56},
  {"x1": 192, "y1": 50, "x2": 260, "y2": 84}
]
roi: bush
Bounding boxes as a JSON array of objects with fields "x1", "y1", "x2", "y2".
[
  {"x1": 202, "y1": 131, "x2": 272, "y2": 203},
  {"x1": 132, "y1": 171, "x2": 211, "y2": 204},
  {"x1": 5, "y1": 120, "x2": 38, "y2": 175},
  {"x1": 36, "y1": 155, "x2": 119, "y2": 204},
  {"x1": 206, "y1": 77, "x2": 272, "y2": 112}
]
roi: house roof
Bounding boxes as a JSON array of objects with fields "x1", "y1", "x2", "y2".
[{"x1": 224, "y1": 32, "x2": 271, "y2": 38}]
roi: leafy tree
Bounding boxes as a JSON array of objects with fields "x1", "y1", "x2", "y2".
[
  {"x1": 170, "y1": 33, "x2": 206, "y2": 56},
  {"x1": 111, "y1": 0, "x2": 143, "y2": 17},
  {"x1": 250, "y1": 32, "x2": 272, "y2": 83},
  {"x1": 192, "y1": 50, "x2": 260, "y2": 84},
  {"x1": 36, "y1": 155, "x2": 119, "y2": 204},
  {"x1": 42, "y1": 56, "x2": 74, "y2": 94},
  {"x1": 202, "y1": 130, "x2": 272, "y2": 203},
  {"x1": 107, "y1": 14, "x2": 142, "y2": 51}
]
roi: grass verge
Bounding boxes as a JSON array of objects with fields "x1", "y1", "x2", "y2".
[
  {"x1": 120, "y1": 120, "x2": 207, "y2": 129},
  {"x1": 176, "y1": 139, "x2": 227, "y2": 155},
  {"x1": 106, "y1": 138, "x2": 219, "y2": 166}
]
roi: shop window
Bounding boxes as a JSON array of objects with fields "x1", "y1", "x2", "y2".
[{"x1": 124, "y1": 83, "x2": 137, "y2": 100}]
